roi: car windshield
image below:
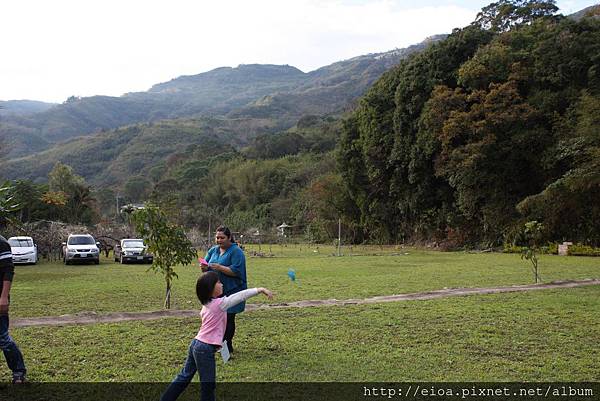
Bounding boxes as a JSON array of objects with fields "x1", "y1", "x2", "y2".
[
  {"x1": 68, "y1": 236, "x2": 95, "y2": 245},
  {"x1": 8, "y1": 238, "x2": 33, "y2": 247},
  {"x1": 123, "y1": 240, "x2": 144, "y2": 248}
]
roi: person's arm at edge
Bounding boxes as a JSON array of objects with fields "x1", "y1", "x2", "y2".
[{"x1": 0, "y1": 280, "x2": 11, "y2": 314}]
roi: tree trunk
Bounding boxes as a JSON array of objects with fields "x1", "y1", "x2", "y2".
[{"x1": 165, "y1": 281, "x2": 172, "y2": 309}]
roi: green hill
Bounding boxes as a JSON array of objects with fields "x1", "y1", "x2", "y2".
[
  {"x1": 229, "y1": 39, "x2": 443, "y2": 122},
  {"x1": 1, "y1": 117, "x2": 276, "y2": 186},
  {"x1": 0, "y1": 39, "x2": 441, "y2": 160}
]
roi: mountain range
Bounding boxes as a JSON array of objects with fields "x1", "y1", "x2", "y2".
[{"x1": 0, "y1": 35, "x2": 445, "y2": 186}]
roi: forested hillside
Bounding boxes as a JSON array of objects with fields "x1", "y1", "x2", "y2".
[
  {"x1": 339, "y1": 1, "x2": 600, "y2": 246},
  {"x1": 2, "y1": 117, "x2": 275, "y2": 185}
]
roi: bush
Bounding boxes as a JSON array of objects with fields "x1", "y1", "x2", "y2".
[
  {"x1": 503, "y1": 243, "x2": 558, "y2": 255},
  {"x1": 504, "y1": 242, "x2": 600, "y2": 256},
  {"x1": 546, "y1": 243, "x2": 558, "y2": 255},
  {"x1": 503, "y1": 244, "x2": 523, "y2": 253},
  {"x1": 568, "y1": 244, "x2": 600, "y2": 256}
]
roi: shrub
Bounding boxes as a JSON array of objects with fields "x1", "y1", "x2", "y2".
[
  {"x1": 503, "y1": 243, "x2": 558, "y2": 255},
  {"x1": 568, "y1": 244, "x2": 600, "y2": 257}
]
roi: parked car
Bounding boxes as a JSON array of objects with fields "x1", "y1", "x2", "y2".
[
  {"x1": 8, "y1": 236, "x2": 38, "y2": 264},
  {"x1": 114, "y1": 239, "x2": 153, "y2": 264},
  {"x1": 62, "y1": 234, "x2": 100, "y2": 265}
]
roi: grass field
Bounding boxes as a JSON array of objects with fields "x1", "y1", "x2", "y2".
[
  {"x1": 8, "y1": 245, "x2": 600, "y2": 317},
  {"x1": 2, "y1": 245, "x2": 599, "y2": 383},
  {"x1": 3, "y1": 287, "x2": 599, "y2": 382}
]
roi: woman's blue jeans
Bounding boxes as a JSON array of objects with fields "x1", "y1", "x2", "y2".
[
  {"x1": 160, "y1": 339, "x2": 217, "y2": 401},
  {"x1": 0, "y1": 314, "x2": 27, "y2": 381}
]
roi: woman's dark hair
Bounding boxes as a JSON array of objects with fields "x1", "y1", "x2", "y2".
[
  {"x1": 216, "y1": 225, "x2": 235, "y2": 243},
  {"x1": 196, "y1": 271, "x2": 220, "y2": 305}
]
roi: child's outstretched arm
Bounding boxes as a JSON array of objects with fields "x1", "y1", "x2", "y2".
[
  {"x1": 219, "y1": 287, "x2": 274, "y2": 311},
  {"x1": 257, "y1": 287, "x2": 274, "y2": 299}
]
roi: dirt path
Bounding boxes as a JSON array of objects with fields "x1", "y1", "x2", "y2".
[{"x1": 12, "y1": 279, "x2": 600, "y2": 328}]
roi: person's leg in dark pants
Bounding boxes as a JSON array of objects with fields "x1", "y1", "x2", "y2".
[
  {"x1": 194, "y1": 342, "x2": 216, "y2": 401},
  {"x1": 223, "y1": 313, "x2": 236, "y2": 353},
  {"x1": 0, "y1": 313, "x2": 26, "y2": 382},
  {"x1": 160, "y1": 340, "x2": 198, "y2": 401}
]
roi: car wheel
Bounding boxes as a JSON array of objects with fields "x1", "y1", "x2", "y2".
[{"x1": 95, "y1": 259, "x2": 100, "y2": 265}]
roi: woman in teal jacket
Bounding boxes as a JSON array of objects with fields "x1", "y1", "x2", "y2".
[{"x1": 201, "y1": 226, "x2": 247, "y2": 354}]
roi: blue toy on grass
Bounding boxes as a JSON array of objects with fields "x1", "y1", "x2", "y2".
[{"x1": 287, "y1": 268, "x2": 297, "y2": 283}]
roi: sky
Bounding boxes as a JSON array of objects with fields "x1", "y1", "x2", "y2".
[{"x1": 0, "y1": 0, "x2": 597, "y2": 103}]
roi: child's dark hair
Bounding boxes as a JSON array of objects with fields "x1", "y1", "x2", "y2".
[
  {"x1": 216, "y1": 225, "x2": 235, "y2": 243},
  {"x1": 196, "y1": 271, "x2": 220, "y2": 305}
]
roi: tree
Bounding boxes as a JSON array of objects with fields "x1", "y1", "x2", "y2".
[
  {"x1": 11, "y1": 180, "x2": 43, "y2": 222},
  {"x1": 473, "y1": 0, "x2": 558, "y2": 32},
  {"x1": 63, "y1": 95, "x2": 81, "y2": 104},
  {"x1": 131, "y1": 204, "x2": 197, "y2": 309},
  {"x1": 520, "y1": 221, "x2": 544, "y2": 283},
  {"x1": 517, "y1": 91, "x2": 600, "y2": 245},
  {"x1": 48, "y1": 162, "x2": 85, "y2": 194},
  {"x1": 94, "y1": 187, "x2": 117, "y2": 217},
  {"x1": 0, "y1": 181, "x2": 21, "y2": 229},
  {"x1": 292, "y1": 173, "x2": 353, "y2": 242},
  {"x1": 432, "y1": 81, "x2": 547, "y2": 244},
  {"x1": 41, "y1": 191, "x2": 67, "y2": 206},
  {"x1": 337, "y1": 25, "x2": 494, "y2": 243},
  {"x1": 47, "y1": 162, "x2": 97, "y2": 224}
]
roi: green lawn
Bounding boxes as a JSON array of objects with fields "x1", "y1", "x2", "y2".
[
  {"x1": 9, "y1": 245, "x2": 600, "y2": 318},
  {"x1": 3, "y1": 286, "x2": 599, "y2": 382}
]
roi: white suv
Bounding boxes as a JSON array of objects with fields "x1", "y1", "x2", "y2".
[{"x1": 63, "y1": 234, "x2": 100, "y2": 265}]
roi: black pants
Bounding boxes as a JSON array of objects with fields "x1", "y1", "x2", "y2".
[{"x1": 223, "y1": 313, "x2": 236, "y2": 353}]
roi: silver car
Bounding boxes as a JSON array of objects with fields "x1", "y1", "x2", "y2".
[
  {"x1": 114, "y1": 239, "x2": 153, "y2": 264},
  {"x1": 63, "y1": 234, "x2": 100, "y2": 265}
]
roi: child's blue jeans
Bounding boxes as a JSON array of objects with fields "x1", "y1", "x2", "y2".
[
  {"x1": 0, "y1": 314, "x2": 27, "y2": 381},
  {"x1": 160, "y1": 339, "x2": 217, "y2": 401}
]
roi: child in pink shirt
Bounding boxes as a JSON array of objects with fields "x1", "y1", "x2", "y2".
[{"x1": 160, "y1": 271, "x2": 273, "y2": 401}]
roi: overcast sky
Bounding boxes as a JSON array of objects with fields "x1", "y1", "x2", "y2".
[{"x1": 1, "y1": 0, "x2": 596, "y2": 103}]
